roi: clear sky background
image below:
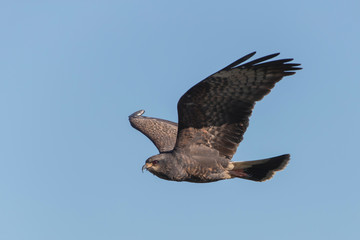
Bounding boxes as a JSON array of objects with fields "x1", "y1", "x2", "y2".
[{"x1": 1, "y1": 1, "x2": 359, "y2": 239}]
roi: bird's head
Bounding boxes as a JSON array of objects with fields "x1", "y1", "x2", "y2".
[{"x1": 142, "y1": 153, "x2": 172, "y2": 180}]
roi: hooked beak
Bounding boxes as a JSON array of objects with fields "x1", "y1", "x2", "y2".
[{"x1": 142, "y1": 162, "x2": 153, "y2": 172}]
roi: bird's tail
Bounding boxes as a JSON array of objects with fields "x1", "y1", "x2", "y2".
[{"x1": 228, "y1": 154, "x2": 290, "y2": 182}]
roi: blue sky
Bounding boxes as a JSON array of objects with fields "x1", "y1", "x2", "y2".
[{"x1": 1, "y1": 1, "x2": 359, "y2": 239}]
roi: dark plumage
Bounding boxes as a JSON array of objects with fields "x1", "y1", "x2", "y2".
[{"x1": 129, "y1": 52, "x2": 301, "y2": 183}]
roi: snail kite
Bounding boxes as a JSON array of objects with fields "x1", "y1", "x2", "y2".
[{"x1": 129, "y1": 52, "x2": 301, "y2": 183}]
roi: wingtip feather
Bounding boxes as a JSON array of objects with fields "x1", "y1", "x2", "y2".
[{"x1": 129, "y1": 109, "x2": 145, "y2": 118}]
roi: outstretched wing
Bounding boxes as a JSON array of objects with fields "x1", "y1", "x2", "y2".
[
  {"x1": 175, "y1": 52, "x2": 301, "y2": 159},
  {"x1": 129, "y1": 110, "x2": 178, "y2": 152}
]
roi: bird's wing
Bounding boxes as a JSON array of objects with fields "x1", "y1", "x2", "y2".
[
  {"x1": 175, "y1": 52, "x2": 301, "y2": 159},
  {"x1": 129, "y1": 110, "x2": 178, "y2": 152}
]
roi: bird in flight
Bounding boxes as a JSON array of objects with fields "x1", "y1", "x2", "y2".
[{"x1": 129, "y1": 52, "x2": 301, "y2": 183}]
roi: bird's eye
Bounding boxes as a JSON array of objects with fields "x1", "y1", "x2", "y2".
[{"x1": 152, "y1": 160, "x2": 159, "y2": 165}]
